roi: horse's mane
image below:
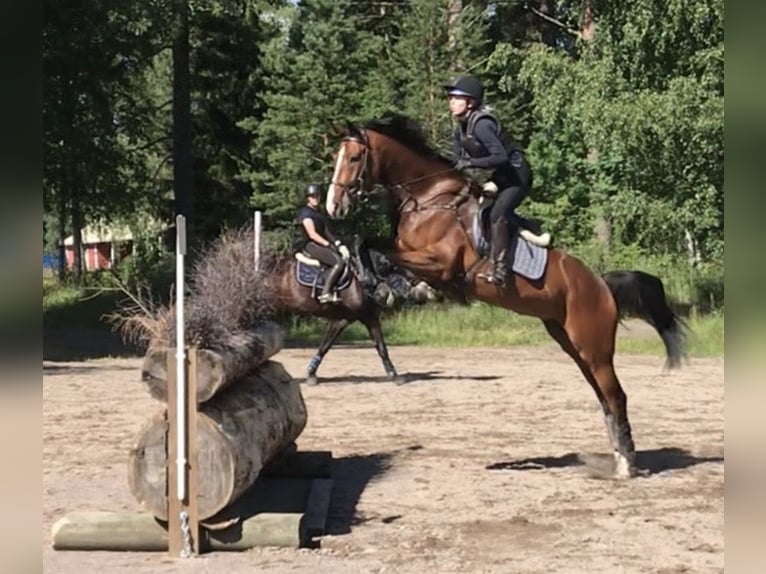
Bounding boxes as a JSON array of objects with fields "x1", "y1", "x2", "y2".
[{"x1": 363, "y1": 112, "x2": 451, "y2": 164}]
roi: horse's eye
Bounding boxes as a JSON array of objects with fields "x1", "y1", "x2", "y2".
[{"x1": 349, "y1": 154, "x2": 362, "y2": 163}]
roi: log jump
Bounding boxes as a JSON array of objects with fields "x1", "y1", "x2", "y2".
[{"x1": 51, "y1": 215, "x2": 333, "y2": 555}]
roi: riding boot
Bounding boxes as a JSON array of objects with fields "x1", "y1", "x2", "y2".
[
  {"x1": 485, "y1": 217, "x2": 509, "y2": 286},
  {"x1": 318, "y1": 261, "x2": 344, "y2": 303}
]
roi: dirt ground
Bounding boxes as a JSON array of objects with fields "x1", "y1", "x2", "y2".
[{"x1": 43, "y1": 342, "x2": 724, "y2": 574}]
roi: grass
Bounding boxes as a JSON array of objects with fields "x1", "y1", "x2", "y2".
[
  {"x1": 287, "y1": 301, "x2": 724, "y2": 358},
  {"x1": 615, "y1": 310, "x2": 724, "y2": 358},
  {"x1": 43, "y1": 278, "x2": 724, "y2": 359},
  {"x1": 43, "y1": 276, "x2": 126, "y2": 330}
]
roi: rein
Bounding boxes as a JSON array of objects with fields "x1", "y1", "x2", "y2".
[{"x1": 390, "y1": 168, "x2": 459, "y2": 214}]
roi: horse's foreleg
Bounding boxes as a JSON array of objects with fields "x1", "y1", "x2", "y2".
[
  {"x1": 360, "y1": 309, "x2": 401, "y2": 384},
  {"x1": 542, "y1": 318, "x2": 636, "y2": 478},
  {"x1": 307, "y1": 318, "x2": 350, "y2": 385}
]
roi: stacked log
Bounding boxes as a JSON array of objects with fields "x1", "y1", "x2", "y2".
[
  {"x1": 128, "y1": 320, "x2": 308, "y2": 521},
  {"x1": 141, "y1": 321, "x2": 284, "y2": 403},
  {"x1": 128, "y1": 360, "x2": 307, "y2": 520}
]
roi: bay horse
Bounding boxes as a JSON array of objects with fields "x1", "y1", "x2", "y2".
[
  {"x1": 270, "y1": 240, "x2": 434, "y2": 385},
  {"x1": 324, "y1": 113, "x2": 687, "y2": 478}
]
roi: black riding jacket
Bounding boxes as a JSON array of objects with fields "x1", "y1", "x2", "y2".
[
  {"x1": 452, "y1": 108, "x2": 527, "y2": 178},
  {"x1": 295, "y1": 205, "x2": 336, "y2": 250}
]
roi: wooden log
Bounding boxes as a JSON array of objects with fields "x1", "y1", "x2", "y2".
[
  {"x1": 51, "y1": 510, "x2": 307, "y2": 551},
  {"x1": 141, "y1": 321, "x2": 284, "y2": 403},
  {"x1": 128, "y1": 360, "x2": 307, "y2": 521}
]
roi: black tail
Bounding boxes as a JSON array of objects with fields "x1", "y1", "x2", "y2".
[{"x1": 601, "y1": 270, "x2": 688, "y2": 369}]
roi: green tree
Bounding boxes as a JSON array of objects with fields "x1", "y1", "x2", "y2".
[
  {"x1": 239, "y1": 0, "x2": 387, "y2": 233},
  {"x1": 43, "y1": 0, "x2": 170, "y2": 279}
]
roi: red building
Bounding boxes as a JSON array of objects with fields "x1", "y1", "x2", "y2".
[{"x1": 62, "y1": 224, "x2": 134, "y2": 271}]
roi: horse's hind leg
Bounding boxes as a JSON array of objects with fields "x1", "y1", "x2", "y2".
[
  {"x1": 360, "y1": 308, "x2": 401, "y2": 383},
  {"x1": 307, "y1": 318, "x2": 350, "y2": 385},
  {"x1": 543, "y1": 318, "x2": 636, "y2": 478}
]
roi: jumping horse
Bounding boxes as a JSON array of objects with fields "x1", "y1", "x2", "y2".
[{"x1": 325, "y1": 113, "x2": 687, "y2": 478}]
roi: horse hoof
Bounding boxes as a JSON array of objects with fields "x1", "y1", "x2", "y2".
[
  {"x1": 391, "y1": 374, "x2": 406, "y2": 385},
  {"x1": 306, "y1": 375, "x2": 319, "y2": 386},
  {"x1": 614, "y1": 452, "x2": 637, "y2": 479}
]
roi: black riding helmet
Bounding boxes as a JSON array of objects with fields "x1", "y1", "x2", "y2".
[
  {"x1": 306, "y1": 183, "x2": 321, "y2": 197},
  {"x1": 443, "y1": 76, "x2": 484, "y2": 107}
]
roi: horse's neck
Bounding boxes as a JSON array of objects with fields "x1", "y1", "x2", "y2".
[{"x1": 380, "y1": 148, "x2": 461, "y2": 205}]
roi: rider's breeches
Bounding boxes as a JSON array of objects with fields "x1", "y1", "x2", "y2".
[
  {"x1": 305, "y1": 242, "x2": 341, "y2": 267},
  {"x1": 490, "y1": 185, "x2": 527, "y2": 226}
]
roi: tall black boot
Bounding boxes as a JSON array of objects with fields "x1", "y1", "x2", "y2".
[
  {"x1": 484, "y1": 217, "x2": 509, "y2": 285},
  {"x1": 318, "y1": 261, "x2": 345, "y2": 303}
]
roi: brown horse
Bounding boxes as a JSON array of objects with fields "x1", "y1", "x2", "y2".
[
  {"x1": 270, "y1": 242, "x2": 434, "y2": 385},
  {"x1": 324, "y1": 114, "x2": 687, "y2": 478}
]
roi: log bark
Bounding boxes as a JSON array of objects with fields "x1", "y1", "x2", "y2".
[
  {"x1": 141, "y1": 321, "x2": 284, "y2": 403},
  {"x1": 128, "y1": 360, "x2": 307, "y2": 520},
  {"x1": 51, "y1": 510, "x2": 307, "y2": 550}
]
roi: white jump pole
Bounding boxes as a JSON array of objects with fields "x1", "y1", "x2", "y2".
[
  {"x1": 254, "y1": 210, "x2": 262, "y2": 272},
  {"x1": 175, "y1": 214, "x2": 187, "y2": 503}
]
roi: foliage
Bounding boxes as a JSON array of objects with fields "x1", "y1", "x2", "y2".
[{"x1": 43, "y1": 0, "x2": 724, "y2": 315}]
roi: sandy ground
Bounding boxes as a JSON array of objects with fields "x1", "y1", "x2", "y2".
[{"x1": 43, "y1": 342, "x2": 724, "y2": 574}]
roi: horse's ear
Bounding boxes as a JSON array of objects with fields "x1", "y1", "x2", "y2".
[
  {"x1": 346, "y1": 120, "x2": 365, "y2": 140},
  {"x1": 329, "y1": 122, "x2": 348, "y2": 138}
]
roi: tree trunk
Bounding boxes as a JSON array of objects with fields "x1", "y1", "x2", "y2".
[
  {"x1": 70, "y1": 183, "x2": 83, "y2": 279},
  {"x1": 581, "y1": 0, "x2": 595, "y2": 42},
  {"x1": 173, "y1": 0, "x2": 194, "y2": 233},
  {"x1": 57, "y1": 187, "x2": 67, "y2": 280},
  {"x1": 141, "y1": 322, "x2": 284, "y2": 403},
  {"x1": 128, "y1": 361, "x2": 307, "y2": 521},
  {"x1": 447, "y1": 0, "x2": 463, "y2": 71}
]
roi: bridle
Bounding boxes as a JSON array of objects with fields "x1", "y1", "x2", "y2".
[
  {"x1": 333, "y1": 125, "x2": 484, "y2": 284},
  {"x1": 331, "y1": 132, "x2": 371, "y2": 201}
]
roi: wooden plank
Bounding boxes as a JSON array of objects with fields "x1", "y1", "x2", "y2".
[
  {"x1": 167, "y1": 348, "x2": 200, "y2": 556},
  {"x1": 304, "y1": 478, "x2": 334, "y2": 537},
  {"x1": 166, "y1": 350, "x2": 181, "y2": 555}
]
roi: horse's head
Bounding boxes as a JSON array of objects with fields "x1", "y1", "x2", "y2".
[{"x1": 326, "y1": 122, "x2": 373, "y2": 219}]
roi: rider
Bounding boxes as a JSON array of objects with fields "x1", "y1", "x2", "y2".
[
  {"x1": 444, "y1": 75, "x2": 548, "y2": 286},
  {"x1": 295, "y1": 183, "x2": 350, "y2": 303}
]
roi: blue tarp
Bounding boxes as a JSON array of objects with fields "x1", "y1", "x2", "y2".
[{"x1": 43, "y1": 253, "x2": 60, "y2": 269}]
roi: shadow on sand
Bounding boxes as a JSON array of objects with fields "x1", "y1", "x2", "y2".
[
  {"x1": 324, "y1": 452, "x2": 395, "y2": 535},
  {"x1": 305, "y1": 371, "x2": 502, "y2": 385},
  {"x1": 486, "y1": 447, "x2": 724, "y2": 477}
]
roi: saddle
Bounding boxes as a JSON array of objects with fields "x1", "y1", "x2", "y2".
[
  {"x1": 472, "y1": 183, "x2": 551, "y2": 255},
  {"x1": 294, "y1": 251, "x2": 352, "y2": 299},
  {"x1": 471, "y1": 185, "x2": 551, "y2": 281}
]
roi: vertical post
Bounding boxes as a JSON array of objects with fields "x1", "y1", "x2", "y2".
[
  {"x1": 254, "y1": 210, "x2": 262, "y2": 272},
  {"x1": 167, "y1": 349, "x2": 200, "y2": 557},
  {"x1": 167, "y1": 215, "x2": 200, "y2": 557},
  {"x1": 174, "y1": 214, "x2": 187, "y2": 503}
]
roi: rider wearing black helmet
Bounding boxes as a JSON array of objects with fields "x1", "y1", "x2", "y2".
[
  {"x1": 444, "y1": 75, "x2": 548, "y2": 286},
  {"x1": 295, "y1": 184, "x2": 349, "y2": 303}
]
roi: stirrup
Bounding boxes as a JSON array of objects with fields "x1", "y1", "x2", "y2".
[
  {"x1": 479, "y1": 272, "x2": 506, "y2": 286},
  {"x1": 478, "y1": 265, "x2": 507, "y2": 286},
  {"x1": 317, "y1": 292, "x2": 340, "y2": 304},
  {"x1": 519, "y1": 229, "x2": 551, "y2": 247}
]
